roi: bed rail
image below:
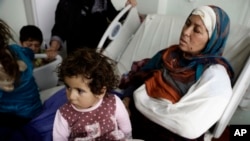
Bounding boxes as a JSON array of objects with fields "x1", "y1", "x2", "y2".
[{"x1": 97, "y1": 4, "x2": 141, "y2": 62}]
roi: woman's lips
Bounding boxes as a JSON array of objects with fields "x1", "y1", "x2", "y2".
[{"x1": 180, "y1": 37, "x2": 188, "y2": 45}]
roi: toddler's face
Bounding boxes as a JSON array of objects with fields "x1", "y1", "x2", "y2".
[
  {"x1": 21, "y1": 39, "x2": 41, "y2": 53},
  {"x1": 64, "y1": 75, "x2": 104, "y2": 109}
]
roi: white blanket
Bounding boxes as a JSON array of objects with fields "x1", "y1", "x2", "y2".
[{"x1": 133, "y1": 64, "x2": 232, "y2": 139}]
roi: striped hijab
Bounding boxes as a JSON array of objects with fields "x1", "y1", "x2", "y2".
[{"x1": 145, "y1": 5, "x2": 234, "y2": 103}]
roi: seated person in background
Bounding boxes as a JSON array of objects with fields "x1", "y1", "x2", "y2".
[
  {"x1": 0, "y1": 19, "x2": 42, "y2": 140},
  {"x1": 19, "y1": 25, "x2": 56, "y2": 68},
  {"x1": 53, "y1": 48, "x2": 132, "y2": 141},
  {"x1": 120, "y1": 5, "x2": 234, "y2": 140}
]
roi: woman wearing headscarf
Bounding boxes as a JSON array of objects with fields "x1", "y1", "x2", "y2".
[{"x1": 120, "y1": 5, "x2": 234, "y2": 141}]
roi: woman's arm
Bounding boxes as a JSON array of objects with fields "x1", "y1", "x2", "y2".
[
  {"x1": 127, "y1": 0, "x2": 137, "y2": 6},
  {"x1": 111, "y1": 0, "x2": 137, "y2": 11},
  {"x1": 51, "y1": 0, "x2": 69, "y2": 42},
  {"x1": 133, "y1": 64, "x2": 233, "y2": 139},
  {"x1": 48, "y1": 0, "x2": 69, "y2": 59}
]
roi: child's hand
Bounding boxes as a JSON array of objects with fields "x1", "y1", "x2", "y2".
[{"x1": 127, "y1": 0, "x2": 137, "y2": 7}]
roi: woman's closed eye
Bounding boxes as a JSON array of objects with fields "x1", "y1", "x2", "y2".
[
  {"x1": 185, "y1": 20, "x2": 202, "y2": 34},
  {"x1": 194, "y1": 27, "x2": 202, "y2": 33}
]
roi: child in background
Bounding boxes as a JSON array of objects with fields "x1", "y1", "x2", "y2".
[
  {"x1": 53, "y1": 48, "x2": 132, "y2": 141},
  {"x1": 0, "y1": 19, "x2": 42, "y2": 141},
  {"x1": 19, "y1": 25, "x2": 43, "y2": 54},
  {"x1": 19, "y1": 25, "x2": 55, "y2": 67}
]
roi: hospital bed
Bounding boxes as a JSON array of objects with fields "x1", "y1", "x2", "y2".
[{"x1": 97, "y1": 2, "x2": 250, "y2": 140}]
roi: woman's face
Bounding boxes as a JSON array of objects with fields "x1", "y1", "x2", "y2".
[{"x1": 179, "y1": 15, "x2": 209, "y2": 55}]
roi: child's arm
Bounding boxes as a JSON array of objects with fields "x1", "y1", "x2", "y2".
[
  {"x1": 53, "y1": 110, "x2": 70, "y2": 141},
  {"x1": 115, "y1": 95, "x2": 132, "y2": 139}
]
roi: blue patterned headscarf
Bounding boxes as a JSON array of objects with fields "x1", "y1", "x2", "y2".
[{"x1": 187, "y1": 5, "x2": 234, "y2": 81}]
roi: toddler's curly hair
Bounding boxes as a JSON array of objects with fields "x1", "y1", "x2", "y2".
[{"x1": 57, "y1": 48, "x2": 120, "y2": 95}]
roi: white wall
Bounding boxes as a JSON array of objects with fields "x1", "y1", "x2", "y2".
[
  {"x1": 0, "y1": 0, "x2": 28, "y2": 42},
  {"x1": 30, "y1": 0, "x2": 59, "y2": 44},
  {"x1": 0, "y1": 0, "x2": 59, "y2": 44},
  {"x1": 136, "y1": 0, "x2": 159, "y2": 14},
  {"x1": 30, "y1": 0, "x2": 157, "y2": 45},
  {"x1": 0, "y1": 0, "x2": 160, "y2": 45},
  {"x1": 161, "y1": 0, "x2": 250, "y2": 26}
]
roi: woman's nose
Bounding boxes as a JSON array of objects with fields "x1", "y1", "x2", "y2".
[{"x1": 183, "y1": 26, "x2": 192, "y2": 36}]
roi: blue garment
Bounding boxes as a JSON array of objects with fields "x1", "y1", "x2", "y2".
[
  {"x1": 28, "y1": 88, "x2": 67, "y2": 141},
  {"x1": 0, "y1": 44, "x2": 42, "y2": 118}
]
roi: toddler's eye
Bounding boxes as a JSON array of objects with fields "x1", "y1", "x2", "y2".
[
  {"x1": 64, "y1": 84, "x2": 70, "y2": 89},
  {"x1": 77, "y1": 88, "x2": 85, "y2": 94}
]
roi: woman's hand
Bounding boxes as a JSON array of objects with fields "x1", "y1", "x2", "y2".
[
  {"x1": 127, "y1": 0, "x2": 137, "y2": 7},
  {"x1": 45, "y1": 48, "x2": 58, "y2": 60},
  {"x1": 46, "y1": 40, "x2": 60, "y2": 60}
]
